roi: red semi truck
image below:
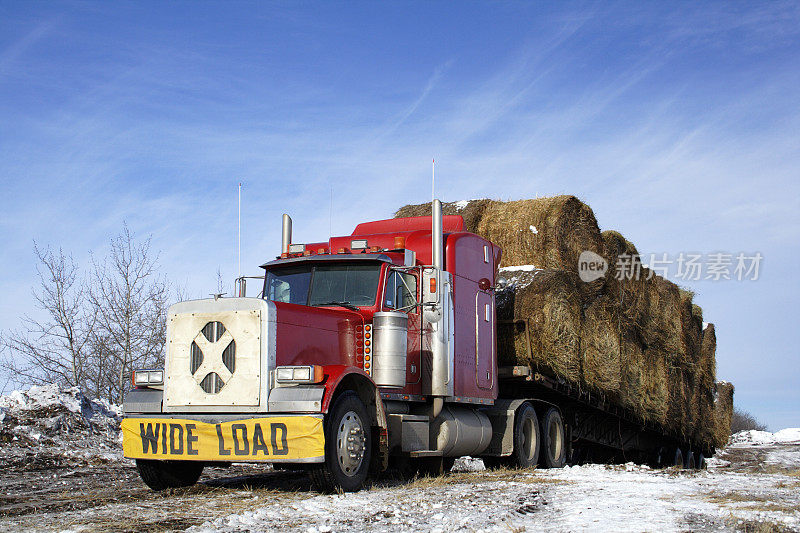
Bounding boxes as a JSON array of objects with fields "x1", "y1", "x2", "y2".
[{"x1": 122, "y1": 200, "x2": 708, "y2": 492}]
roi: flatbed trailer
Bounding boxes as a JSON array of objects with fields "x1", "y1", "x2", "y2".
[{"x1": 497, "y1": 363, "x2": 711, "y2": 468}]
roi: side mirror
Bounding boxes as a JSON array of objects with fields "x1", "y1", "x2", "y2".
[{"x1": 495, "y1": 277, "x2": 508, "y2": 290}]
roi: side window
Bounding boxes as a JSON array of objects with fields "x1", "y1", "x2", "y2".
[{"x1": 383, "y1": 271, "x2": 417, "y2": 311}]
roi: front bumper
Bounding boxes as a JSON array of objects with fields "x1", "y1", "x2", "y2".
[{"x1": 122, "y1": 415, "x2": 325, "y2": 463}]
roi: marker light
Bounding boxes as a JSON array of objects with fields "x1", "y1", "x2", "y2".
[
  {"x1": 430, "y1": 277, "x2": 437, "y2": 293},
  {"x1": 133, "y1": 369, "x2": 164, "y2": 387},
  {"x1": 275, "y1": 365, "x2": 324, "y2": 384},
  {"x1": 351, "y1": 239, "x2": 369, "y2": 249},
  {"x1": 394, "y1": 236, "x2": 406, "y2": 249},
  {"x1": 288, "y1": 244, "x2": 305, "y2": 254}
]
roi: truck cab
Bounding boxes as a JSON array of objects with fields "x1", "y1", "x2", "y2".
[{"x1": 123, "y1": 200, "x2": 522, "y2": 493}]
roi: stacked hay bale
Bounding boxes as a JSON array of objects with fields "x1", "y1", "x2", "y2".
[
  {"x1": 394, "y1": 198, "x2": 729, "y2": 448},
  {"x1": 495, "y1": 269, "x2": 582, "y2": 383},
  {"x1": 395, "y1": 199, "x2": 493, "y2": 234},
  {"x1": 713, "y1": 381, "x2": 735, "y2": 447}
]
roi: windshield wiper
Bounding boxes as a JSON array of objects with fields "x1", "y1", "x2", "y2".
[{"x1": 315, "y1": 301, "x2": 359, "y2": 311}]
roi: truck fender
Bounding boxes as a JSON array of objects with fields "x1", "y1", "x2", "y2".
[{"x1": 321, "y1": 365, "x2": 388, "y2": 472}]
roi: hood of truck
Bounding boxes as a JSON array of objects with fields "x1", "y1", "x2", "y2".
[{"x1": 161, "y1": 297, "x2": 364, "y2": 413}]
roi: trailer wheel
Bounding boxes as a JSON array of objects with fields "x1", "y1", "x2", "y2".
[
  {"x1": 540, "y1": 408, "x2": 566, "y2": 468},
  {"x1": 696, "y1": 453, "x2": 707, "y2": 470},
  {"x1": 684, "y1": 450, "x2": 696, "y2": 469},
  {"x1": 310, "y1": 391, "x2": 372, "y2": 493},
  {"x1": 136, "y1": 459, "x2": 204, "y2": 491},
  {"x1": 509, "y1": 403, "x2": 542, "y2": 468},
  {"x1": 672, "y1": 448, "x2": 684, "y2": 468}
]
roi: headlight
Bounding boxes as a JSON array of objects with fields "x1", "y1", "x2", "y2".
[
  {"x1": 275, "y1": 365, "x2": 323, "y2": 384},
  {"x1": 133, "y1": 369, "x2": 164, "y2": 387}
]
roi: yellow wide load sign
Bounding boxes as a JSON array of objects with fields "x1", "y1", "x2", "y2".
[{"x1": 122, "y1": 416, "x2": 325, "y2": 462}]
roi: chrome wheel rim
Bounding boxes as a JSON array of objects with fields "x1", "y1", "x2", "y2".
[
  {"x1": 336, "y1": 410, "x2": 365, "y2": 476},
  {"x1": 548, "y1": 418, "x2": 563, "y2": 461}
]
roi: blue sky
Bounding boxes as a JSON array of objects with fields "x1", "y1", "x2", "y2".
[{"x1": 1, "y1": 1, "x2": 798, "y2": 429}]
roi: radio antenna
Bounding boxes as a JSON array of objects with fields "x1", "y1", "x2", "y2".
[
  {"x1": 431, "y1": 158, "x2": 435, "y2": 203},
  {"x1": 237, "y1": 182, "x2": 241, "y2": 282}
]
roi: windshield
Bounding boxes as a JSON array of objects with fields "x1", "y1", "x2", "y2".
[{"x1": 264, "y1": 262, "x2": 382, "y2": 307}]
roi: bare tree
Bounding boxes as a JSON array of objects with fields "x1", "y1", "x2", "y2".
[
  {"x1": 730, "y1": 407, "x2": 768, "y2": 434},
  {"x1": 0, "y1": 244, "x2": 95, "y2": 390},
  {"x1": 89, "y1": 225, "x2": 168, "y2": 403}
]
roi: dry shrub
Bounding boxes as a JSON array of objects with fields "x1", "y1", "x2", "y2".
[
  {"x1": 580, "y1": 296, "x2": 622, "y2": 396},
  {"x1": 495, "y1": 270, "x2": 582, "y2": 382},
  {"x1": 476, "y1": 196, "x2": 604, "y2": 270},
  {"x1": 713, "y1": 381, "x2": 735, "y2": 448},
  {"x1": 394, "y1": 199, "x2": 493, "y2": 234}
]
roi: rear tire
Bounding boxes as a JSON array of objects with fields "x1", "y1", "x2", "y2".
[
  {"x1": 509, "y1": 403, "x2": 542, "y2": 468},
  {"x1": 482, "y1": 403, "x2": 541, "y2": 469},
  {"x1": 310, "y1": 391, "x2": 372, "y2": 493},
  {"x1": 672, "y1": 448, "x2": 684, "y2": 468},
  {"x1": 136, "y1": 459, "x2": 204, "y2": 491},
  {"x1": 696, "y1": 453, "x2": 707, "y2": 470},
  {"x1": 684, "y1": 450, "x2": 696, "y2": 469},
  {"x1": 540, "y1": 408, "x2": 566, "y2": 469}
]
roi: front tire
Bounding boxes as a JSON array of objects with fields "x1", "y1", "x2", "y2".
[
  {"x1": 310, "y1": 391, "x2": 372, "y2": 493},
  {"x1": 136, "y1": 459, "x2": 204, "y2": 491}
]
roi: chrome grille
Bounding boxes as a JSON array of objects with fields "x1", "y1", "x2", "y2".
[
  {"x1": 191, "y1": 321, "x2": 236, "y2": 394},
  {"x1": 200, "y1": 372, "x2": 224, "y2": 394}
]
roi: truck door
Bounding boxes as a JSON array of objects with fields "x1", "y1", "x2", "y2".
[
  {"x1": 475, "y1": 289, "x2": 494, "y2": 389},
  {"x1": 383, "y1": 269, "x2": 421, "y2": 390}
]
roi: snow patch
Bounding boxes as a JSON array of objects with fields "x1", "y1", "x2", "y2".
[
  {"x1": 729, "y1": 428, "x2": 800, "y2": 446},
  {"x1": 0, "y1": 383, "x2": 123, "y2": 469},
  {"x1": 500, "y1": 264, "x2": 541, "y2": 273},
  {"x1": 529, "y1": 225, "x2": 538, "y2": 234},
  {"x1": 453, "y1": 200, "x2": 470, "y2": 211}
]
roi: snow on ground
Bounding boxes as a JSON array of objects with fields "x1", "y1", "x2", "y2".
[
  {"x1": 0, "y1": 383, "x2": 123, "y2": 469},
  {"x1": 2, "y1": 386, "x2": 798, "y2": 532},
  {"x1": 187, "y1": 457, "x2": 800, "y2": 533}
]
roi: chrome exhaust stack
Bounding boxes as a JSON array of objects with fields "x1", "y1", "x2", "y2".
[
  {"x1": 426, "y1": 199, "x2": 451, "y2": 419},
  {"x1": 281, "y1": 214, "x2": 292, "y2": 254},
  {"x1": 432, "y1": 199, "x2": 443, "y2": 270}
]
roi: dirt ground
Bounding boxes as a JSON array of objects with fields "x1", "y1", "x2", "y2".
[{"x1": 1, "y1": 442, "x2": 798, "y2": 533}]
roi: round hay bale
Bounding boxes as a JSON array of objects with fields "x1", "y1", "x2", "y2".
[
  {"x1": 619, "y1": 327, "x2": 646, "y2": 419},
  {"x1": 665, "y1": 364, "x2": 692, "y2": 436},
  {"x1": 693, "y1": 384, "x2": 716, "y2": 449},
  {"x1": 645, "y1": 276, "x2": 684, "y2": 359},
  {"x1": 641, "y1": 348, "x2": 668, "y2": 426},
  {"x1": 581, "y1": 296, "x2": 622, "y2": 396},
  {"x1": 476, "y1": 196, "x2": 604, "y2": 271},
  {"x1": 699, "y1": 323, "x2": 717, "y2": 390},
  {"x1": 713, "y1": 381, "x2": 735, "y2": 448},
  {"x1": 679, "y1": 290, "x2": 703, "y2": 367},
  {"x1": 394, "y1": 199, "x2": 493, "y2": 234},
  {"x1": 495, "y1": 269, "x2": 582, "y2": 383}
]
